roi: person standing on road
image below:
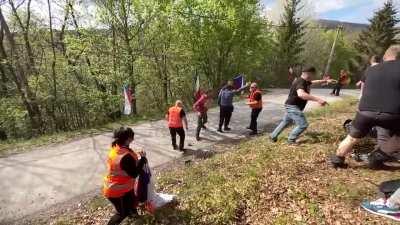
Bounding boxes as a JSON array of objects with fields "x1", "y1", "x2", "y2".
[
  {"x1": 166, "y1": 100, "x2": 188, "y2": 151},
  {"x1": 331, "y1": 69, "x2": 348, "y2": 96},
  {"x1": 103, "y1": 127, "x2": 147, "y2": 225},
  {"x1": 246, "y1": 82, "x2": 263, "y2": 135},
  {"x1": 217, "y1": 81, "x2": 249, "y2": 133},
  {"x1": 330, "y1": 45, "x2": 400, "y2": 168},
  {"x1": 193, "y1": 90, "x2": 210, "y2": 141},
  {"x1": 270, "y1": 66, "x2": 336, "y2": 144}
]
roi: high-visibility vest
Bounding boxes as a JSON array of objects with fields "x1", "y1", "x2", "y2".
[
  {"x1": 249, "y1": 90, "x2": 263, "y2": 109},
  {"x1": 168, "y1": 106, "x2": 183, "y2": 128},
  {"x1": 103, "y1": 145, "x2": 138, "y2": 198}
]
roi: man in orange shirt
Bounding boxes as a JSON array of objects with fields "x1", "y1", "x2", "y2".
[{"x1": 246, "y1": 83, "x2": 263, "y2": 135}]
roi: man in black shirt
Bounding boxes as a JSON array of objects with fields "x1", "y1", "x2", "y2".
[
  {"x1": 331, "y1": 45, "x2": 400, "y2": 168},
  {"x1": 270, "y1": 66, "x2": 335, "y2": 144}
]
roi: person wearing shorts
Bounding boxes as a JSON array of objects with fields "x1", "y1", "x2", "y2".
[{"x1": 330, "y1": 45, "x2": 400, "y2": 168}]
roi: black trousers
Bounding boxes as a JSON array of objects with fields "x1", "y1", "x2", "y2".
[
  {"x1": 219, "y1": 105, "x2": 234, "y2": 129},
  {"x1": 169, "y1": 127, "x2": 185, "y2": 149},
  {"x1": 196, "y1": 113, "x2": 208, "y2": 138},
  {"x1": 107, "y1": 190, "x2": 137, "y2": 225},
  {"x1": 350, "y1": 111, "x2": 400, "y2": 138},
  {"x1": 331, "y1": 84, "x2": 342, "y2": 96},
  {"x1": 249, "y1": 108, "x2": 262, "y2": 132}
]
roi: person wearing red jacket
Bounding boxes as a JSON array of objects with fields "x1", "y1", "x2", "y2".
[
  {"x1": 193, "y1": 90, "x2": 210, "y2": 141},
  {"x1": 246, "y1": 83, "x2": 263, "y2": 135}
]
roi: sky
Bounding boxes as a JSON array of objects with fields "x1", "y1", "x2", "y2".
[{"x1": 261, "y1": 0, "x2": 400, "y2": 24}]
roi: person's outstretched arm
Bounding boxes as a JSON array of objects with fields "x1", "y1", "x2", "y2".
[
  {"x1": 297, "y1": 89, "x2": 327, "y2": 106},
  {"x1": 311, "y1": 79, "x2": 336, "y2": 85}
]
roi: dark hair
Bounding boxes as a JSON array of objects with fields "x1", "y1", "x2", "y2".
[
  {"x1": 302, "y1": 66, "x2": 316, "y2": 73},
  {"x1": 370, "y1": 55, "x2": 381, "y2": 64},
  {"x1": 112, "y1": 127, "x2": 134, "y2": 147}
]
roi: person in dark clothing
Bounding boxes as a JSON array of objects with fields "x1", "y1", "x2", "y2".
[
  {"x1": 217, "y1": 81, "x2": 249, "y2": 132},
  {"x1": 356, "y1": 55, "x2": 381, "y2": 98},
  {"x1": 166, "y1": 100, "x2": 188, "y2": 151},
  {"x1": 331, "y1": 70, "x2": 348, "y2": 96},
  {"x1": 270, "y1": 66, "x2": 335, "y2": 144},
  {"x1": 246, "y1": 83, "x2": 263, "y2": 135},
  {"x1": 330, "y1": 45, "x2": 400, "y2": 168},
  {"x1": 103, "y1": 127, "x2": 147, "y2": 225}
]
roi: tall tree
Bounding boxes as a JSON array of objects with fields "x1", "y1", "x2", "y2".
[
  {"x1": 273, "y1": 0, "x2": 305, "y2": 86},
  {"x1": 354, "y1": 0, "x2": 399, "y2": 66}
]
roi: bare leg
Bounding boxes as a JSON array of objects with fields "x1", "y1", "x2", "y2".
[{"x1": 336, "y1": 135, "x2": 361, "y2": 157}]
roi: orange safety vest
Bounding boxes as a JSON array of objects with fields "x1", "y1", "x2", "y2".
[
  {"x1": 248, "y1": 90, "x2": 263, "y2": 109},
  {"x1": 168, "y1": 106, "x2": 183, "y2": 128},
  {"x1": 103, "y1": 145, "x2": 138, "y2": 198}
]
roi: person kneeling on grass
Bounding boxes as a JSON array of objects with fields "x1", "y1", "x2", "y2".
[
  {"x1": 330, "y1": 45, "x2": 400, "y2": 168},
  {"x1": 269, "y1": 66, "x2": 336, "y2": 145},
  {"x1": 103, "y1": 127, "x2": 147, "y2": 225}
]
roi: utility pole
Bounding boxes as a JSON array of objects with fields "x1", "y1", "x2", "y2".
[{"x1": 324, "y1": 26, "x2": 343, "y2": 77}]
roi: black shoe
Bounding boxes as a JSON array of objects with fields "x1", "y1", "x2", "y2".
[
  {"x1": 179, "y1": 147, "x2": 185, "y2": 152},
  {"x1": 202, "y1": 125, "x2": 207, "y2": 130},
  {"x1": 368, "y1": 149, "x2": 391, "y2": 169},
  {"x1": 224, "y1": 127, "x2": 231, "y2": 131},
  {"x1": 249, "y1": 131, "x2": 258, "y2": 136},
  {"x1": 246, "y1": 126, "x2": 251, "y2": 130},
  {"x1": 329, "y1": 155, "x2": 348, "y2": 168},
  {"x1": 173, "y1": 145, "x2": 178, "y2": 150},
  {"x1": 196, "y1": 136, "x2": 201, "y2": 141},
  {"x1": 287, "y1": 140, "x2": 299, "y2": 146},
  {"x1": 217, "y1": 129, "x2": 223, "y2": 133},
  {"x1": 270, "y1": 136, "x2": 278, "y2": 143}
]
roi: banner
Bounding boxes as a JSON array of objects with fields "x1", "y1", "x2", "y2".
[
  {"x1": 233, "y1": 75, "x2": 245, "y2": 89},
  {"x1": 123, "y1": 84, "x2": 132, "y2": 115}
]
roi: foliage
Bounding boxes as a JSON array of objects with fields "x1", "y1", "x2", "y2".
[
  {"x1": 272, "y1": 0, "x2": 306, "y2": 86},
  {"x1": 353, "y1": 0, "x2": 399, "y2": 72}
]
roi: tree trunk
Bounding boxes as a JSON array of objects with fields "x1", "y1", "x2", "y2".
[{"x1": 0, "y1": 11, "x2": 42, "y2": 132}]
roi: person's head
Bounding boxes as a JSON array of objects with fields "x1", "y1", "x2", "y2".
[
  {"x1": 112, "y1": 127, "x2": 135, "y2": 147},
  {"x1": 383, "y1": 45, "x2": 400, "y2": 62},
  {"x1": 175, "y1": 100, "x2": 183, "y2": 107},
  {"x1": 300, "y1": 66, "x2": 316, "y2": 81},
  {"x1": 250, "y1": 82, "x2": 257, "y2": 92},
  {"x1": 370, "y1": 55, "x2": 381, "y2": 65}
]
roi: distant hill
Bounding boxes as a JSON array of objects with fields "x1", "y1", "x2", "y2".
[{"x1": 316, "y1": 19, "x2": 368, "y2": 32}]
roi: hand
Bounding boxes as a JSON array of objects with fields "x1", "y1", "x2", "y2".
[
  {"x1": 318, "y1": 99, "x2": 328, "y2": 106},
  {"x1": 327, "y1": 79, "x2": 337, "y2": 84},
  {"x1": 197, "y1": 112, "x2": 201, "y2": 116},
  {"x1": 138, "y1": 150, "x2": 146, "y2": 157}
]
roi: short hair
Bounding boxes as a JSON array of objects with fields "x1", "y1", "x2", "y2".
[
  {"x1": 112, "y1": 127, "x2": 134, "y2": 147},
  {"x1": 175, "y1": 100, "x2": 183, "y2": 106},
  {"x1": 370, "y1": 55, "x2": 381, "y2": 64},
  {"x1": 302, "y1": 66, "x2": 316, "y2": 73},
  {"x1": 384, "y1": 45, "x2": 400, "y2": 60}
]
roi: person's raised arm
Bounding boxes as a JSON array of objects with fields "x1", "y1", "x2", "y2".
[
  {"x1": 297, "y1": 89, "x2": 327, "y2": 106},
  {"x1": 232, "y1": 82, "x2": 250, "y2": 94}
]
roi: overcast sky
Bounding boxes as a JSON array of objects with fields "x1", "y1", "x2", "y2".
[{"x1": 261, "y1": 0, "x2": 400, "y2": 24}]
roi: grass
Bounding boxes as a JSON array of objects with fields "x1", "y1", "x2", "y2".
[
  {"x1": 0, "y1": 112, "x2": 163, "y2": 157},
  {"x1": 27, "y1": 98, "x2": 400, "y2": 225}
]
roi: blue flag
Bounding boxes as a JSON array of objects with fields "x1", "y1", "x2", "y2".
[{"x1": 233, "y1": 75, "x2": 245, "y2": 89}]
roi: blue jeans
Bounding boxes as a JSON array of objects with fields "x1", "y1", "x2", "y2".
[{"x1": 270, "y1": 105, "x2": 309, "y2": 142}]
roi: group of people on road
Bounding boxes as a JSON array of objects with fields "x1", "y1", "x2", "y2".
[{"x1": 102, "y1": 45, "x2": 400, "y2": 224}]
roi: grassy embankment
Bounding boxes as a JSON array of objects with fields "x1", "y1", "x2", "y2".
[{"x1": 34, "y1": 98, "x2": 400, "y2": 225}]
